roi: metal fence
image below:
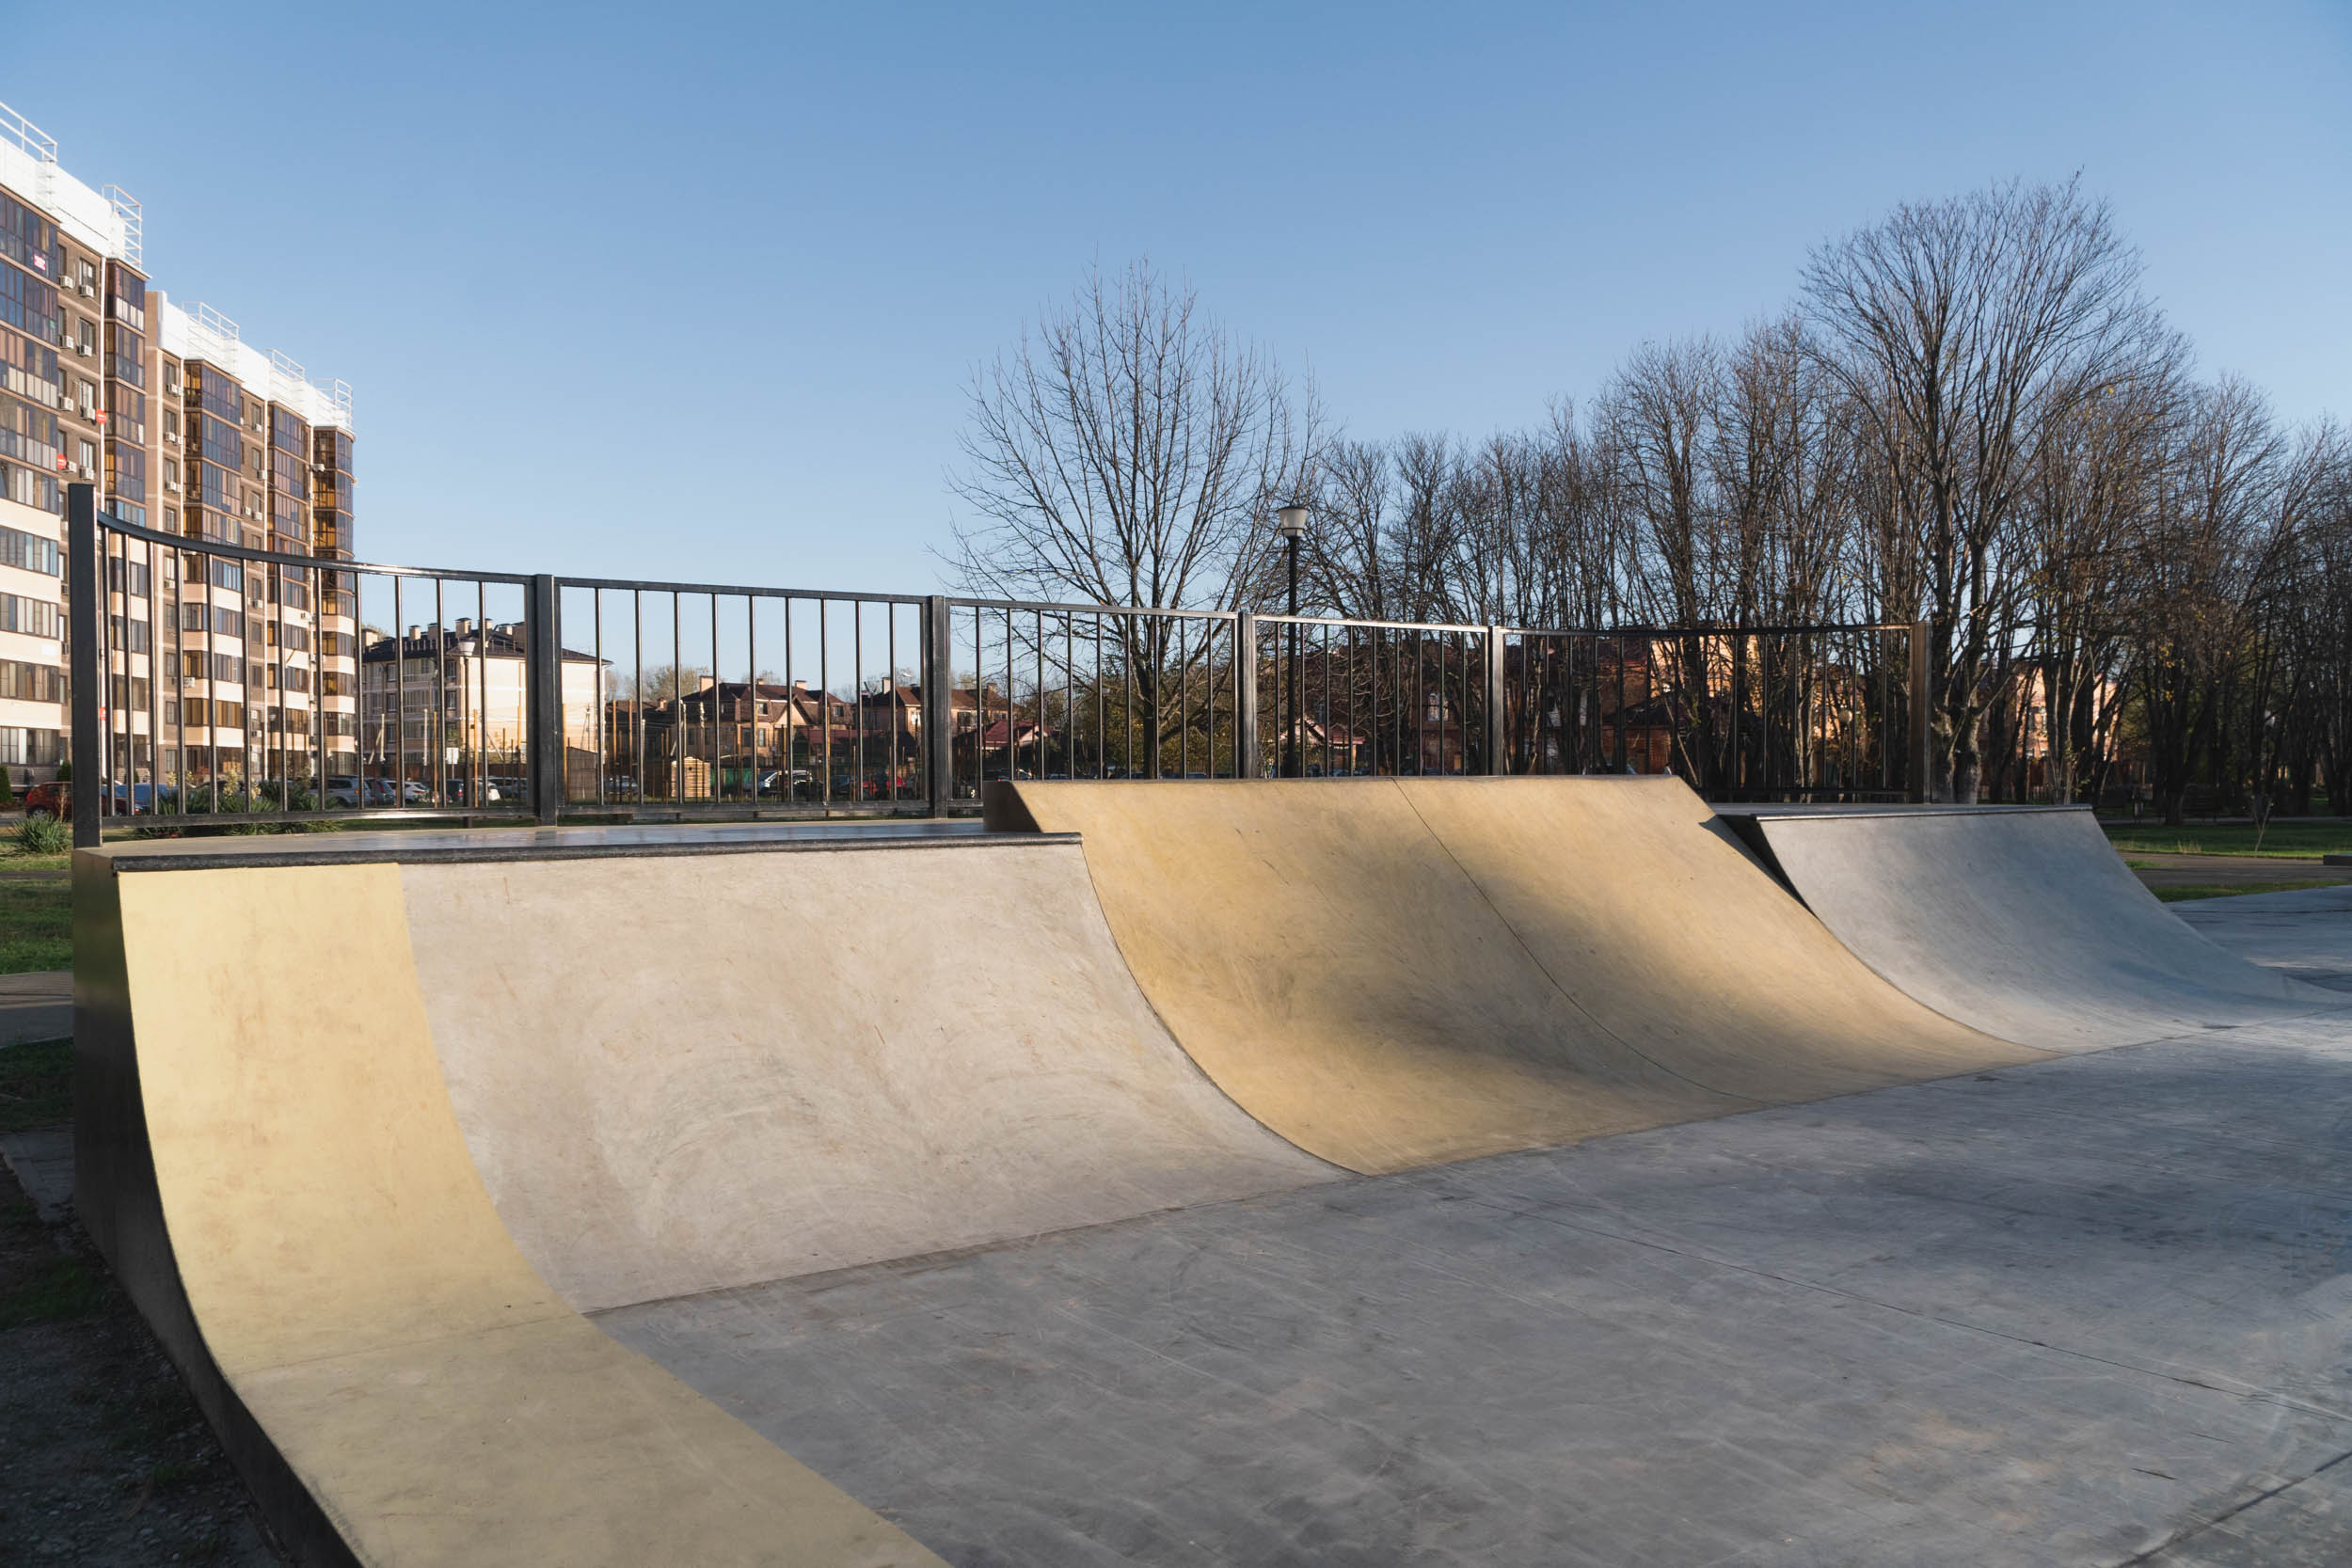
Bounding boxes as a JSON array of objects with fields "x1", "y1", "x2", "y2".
[{"x1": 64, "y1": 484, "x2": 1930, "y2": 843}]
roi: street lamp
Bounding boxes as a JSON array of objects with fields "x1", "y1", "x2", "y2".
[{"x1": 1274, "y1": 502, "x2": 1311, "y2": 778}]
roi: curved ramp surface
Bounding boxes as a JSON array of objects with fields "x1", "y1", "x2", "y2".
[
  {"x1": 1004, "y1": 779, "x2": 2039, "y2": 1173},
  {"x1": 76, "y1": 856, "x2": 941, "y2": 1568},
  {"x1": 403, "y1": 841, "x2": 1336, "y2": 1312},
  {"x1": 1748, "y1": 807, "x2": 2345, "y2": 1051},
  {"x1": 1394, "y1": 778, "x2": 2043, "y2": 1100}
]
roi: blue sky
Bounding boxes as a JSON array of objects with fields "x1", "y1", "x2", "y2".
[{"x1": 18, "y1": 1, "x2": 2348, "y2": 589}]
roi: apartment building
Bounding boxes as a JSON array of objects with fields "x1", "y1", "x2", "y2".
[
  {"x1": 359, "y1": 621, "x2": 602, "y2": 799},
  {"x1": 0, "y1": 102, "x2": 358, "y2": 789}
]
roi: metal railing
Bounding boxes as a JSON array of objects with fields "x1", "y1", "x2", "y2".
[{"x1": 65, "y1": 484, "x2": 1931, "y2": 846}]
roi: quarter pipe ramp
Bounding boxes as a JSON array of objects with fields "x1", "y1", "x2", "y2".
[
  {"x1": 996, "y1": 778, "x2": 2045, "y2": 1172},
  {"x1": 1735, "y1": 806, "x2": 2345, "y2": 1051}
]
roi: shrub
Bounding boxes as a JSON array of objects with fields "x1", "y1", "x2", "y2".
[{"x1": 13, "y1": 814, "x2": 70, "y2": 855}]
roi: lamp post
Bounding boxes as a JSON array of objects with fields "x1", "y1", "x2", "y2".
[{"x1": 1274, "y1": 502, "x2": 1311, "y2": 778}]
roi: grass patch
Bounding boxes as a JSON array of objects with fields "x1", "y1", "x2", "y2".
[
  {"x1": 0, "y1": 1246, "x2": 106, "y2": 1327},
  {"x1": 0, "y1": 1180, "x2": 104, "y2": 1328},
  {"x1": 2153, "y1": 879, "x2": 2343, "y2": 903},
  {"x1": 0, "y1": 850, "x2": 68, "y2": 872},
  {"x1": 0, "y1": 877, "x2": 69, "y2": 974},
  {"x1": 0, "y1": 1036, "x2": 72, "y2": 1132},
  {"x1": 2105, "y1": 822, "x2": 2352, "y2": 861}
]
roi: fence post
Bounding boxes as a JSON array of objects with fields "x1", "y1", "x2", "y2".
[
  {"x1": 1908, "y1": 620, "x2": 1931, "y2": 804},
  {"x1": 1483, "y1": 625, "x2": 1506, "y2": 775},
  {"x1": 67, "y1": 483, "x2": 102, "y2": 847},
  {"x1": 923, "y1": 595, "x2": 952, "y2": 815},
  {"x1": 526, "y1": 574, "x2": 563, "y2": 825},
  {"x1": 1234, "y1": 613, "x2": 1260, "y2": 780}
]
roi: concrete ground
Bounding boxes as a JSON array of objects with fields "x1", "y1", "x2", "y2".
[
  {"x1": 2177, "y1": 884, "x2": 2352, "y2": 992},
  {"x1": 601, "y1": 890, "x2": 2352, "y2": 1568},
  {"x1": 2126, "y1": 853, "x2": 2352, "y2": 893},
  {"x1": 0, "y1": 969, "x2": 72, "y2": 1048}
]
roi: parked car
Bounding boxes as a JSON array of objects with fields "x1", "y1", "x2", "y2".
[
  {"x1": 324, "y1": 775, "x2": 363, "y2": 808},
  {"x1": 23, "y1": 779, "x2": 162, "y2": 819}
]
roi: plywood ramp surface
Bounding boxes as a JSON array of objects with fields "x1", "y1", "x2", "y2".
[
  {"x1": 1009, "y1": 780, "x2": 2037, "y2": 1174},
  {"x1": 1752, "y1": 808, "x2": 2347, "y2": 1051},
  {"x1": 403, "y1": 843, "x2": 1336, "y2": 1313},
  {"x1": 114, "y1": 863, "x2": 942, "y2": 1568}
]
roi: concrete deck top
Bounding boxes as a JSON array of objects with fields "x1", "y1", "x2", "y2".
[{"x1": 85, "y1": 816, "x2": 1044, "y2": 870}]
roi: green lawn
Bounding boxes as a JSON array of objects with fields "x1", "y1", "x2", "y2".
[
  {"x1": 2152, "y1": 879, "x2": 2344, "y2": 903},
  {"x1": 0, "y1": 1035, "x2": 71, "y2": 1134},
  {"x1": 2103, "y1": 822, "x2": 2352, "y2": 861},
  {"x1": 0, "y1": 878, "x2": 69, "y2": 974}
]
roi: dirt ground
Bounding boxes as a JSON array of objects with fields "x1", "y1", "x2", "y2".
[{"x1": 0, "y1": 1078, "x2": 287, "y2": 1564}]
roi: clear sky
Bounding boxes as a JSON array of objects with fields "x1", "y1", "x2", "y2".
[{"x1": 18, "y1": 1, "x2": 2348, "y2": 590}]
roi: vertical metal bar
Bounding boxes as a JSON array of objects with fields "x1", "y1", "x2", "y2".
[
  {"x1": 1483, "y1": 624, "x2": 1505, "y2": 775},
  {"x1": 1234, "y1": 612, "x2": 1259, "y2": 779},
  {"x1": 818, "y1": 600, "x2": 833, "y2": 810},
  {"x1": 747, "y1": 594, "x2": 759, "y2": 807},
  {"x1": 1175, "y1": 616, "x2": 1188, "y2": 779},
  {"x1": 670, "y1": 590, "x2": 683, "y2": 805},
  {"x1": 922, "y1": 596, "x2": 951, "y2": 815},
  {"x1": 633, "y1": 592, "x2": 645, "y2": 806},
  {"x1": 707, "y1": 594, "x2": 722, "y2": 806},
  {"x1": 391, "y1": 576, "x2": 405, "y2": 811},
  {"x1": 783, "y1": 596, "x2": 798, "y2": 806},
  {"x1": 855, "y1": 599, "x2": 868, "y2": 808},
  {"x1": 477, "y1": 580, "x2": 491, "y2": 811},
  {"x1": 67, "y1": 484, "x2": 102, "y2": 844},
  {"x1": 432, "y1": 578, "x2": 446, "y2": 806},
  {"x1": 1909, "y1": 621, "x2": 1931, "y2": 803},
  {"x1": 592, "y1": 590, "x2": 605, "y2": 808},
  {"x1": 527, "y1": 573, "x2": 562, "y2": 824},
  {"x1": 144, "y1": 537, "x2": 160, "y2": 813}
]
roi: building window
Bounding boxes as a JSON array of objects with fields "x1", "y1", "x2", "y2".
[
  {"x1": 0, "y1": 594, "x2": 60, "y2": 639},
  {"x1": 0, "y1": 525, "x2": 58, "y2": 576},
  {"x1": 0, "y1": 727, "x2": 62, "y2": 766}
]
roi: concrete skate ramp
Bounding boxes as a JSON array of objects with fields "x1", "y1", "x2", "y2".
[
  {"x1": 402, "y1": 841, "x2": 1336, "y2": 1312},
  {"x1": 75, "y1": 853, "x2": 942, "y2": 1568},
  {"x1": 999, "y1": 779, "x2": 2042, "y2": 1173},
  {"x1": 1743, "y1": 806, "x2": 2345, "y2": 1051}
]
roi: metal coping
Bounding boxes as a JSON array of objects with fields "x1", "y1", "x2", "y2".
[{"x1": 88, "y1": 818, "x2": 1070, "y2": 872}]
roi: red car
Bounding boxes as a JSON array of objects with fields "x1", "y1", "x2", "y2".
[{"x1": 23, "y1": 780, "x2": 68, "y2": 819}]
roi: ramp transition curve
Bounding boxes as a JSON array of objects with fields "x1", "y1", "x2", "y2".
[
  {"x1": 1739, "y1": 806, "x2": 2345, "y2": 1051},
  {"x1": 996, "y1": 777, "x2": 2047, "y2": 1173}
]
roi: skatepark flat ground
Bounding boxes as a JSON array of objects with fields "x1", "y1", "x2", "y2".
[{"x1": 599, "y1": 886, "x2": 2352, "y2": 1568}]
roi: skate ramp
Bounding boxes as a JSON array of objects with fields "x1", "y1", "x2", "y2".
[
  {"x1": 1394, "y1": 778, "x2": 2043, "y2": 1098},
  {"x1": 999, "y1": 779, "x2": 2042, "y2": 1173},
  {"x1": 402, "y1": 841, "x2": 1337, "y2": 1312},
  {"x1": 74, "y1": 853, "x2": 941, "y2": 1568},
  {"x1": 1741, "y1": 807, "x2": 2345, "y2": 1051}
]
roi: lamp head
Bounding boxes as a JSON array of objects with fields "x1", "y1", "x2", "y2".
[{"x1": 1274, "y1": 502, "x2": 1311, "y2": 541}]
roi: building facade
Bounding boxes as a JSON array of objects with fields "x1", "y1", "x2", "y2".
[{"x1": 0, "y1": 101, "x2": 357, "y2": 789}]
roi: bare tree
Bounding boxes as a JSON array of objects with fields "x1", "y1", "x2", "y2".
[
  {"x1": 1803, "y1": 178, "x2": 2162, "y2": 800},
  {"x1": 949, "y1": 259, "x2": 1320, "y2": 611}
]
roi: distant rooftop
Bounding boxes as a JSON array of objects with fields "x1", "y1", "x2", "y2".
[{"x1": 0, "y1": 99, "x2": 352, "y2": 430}]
